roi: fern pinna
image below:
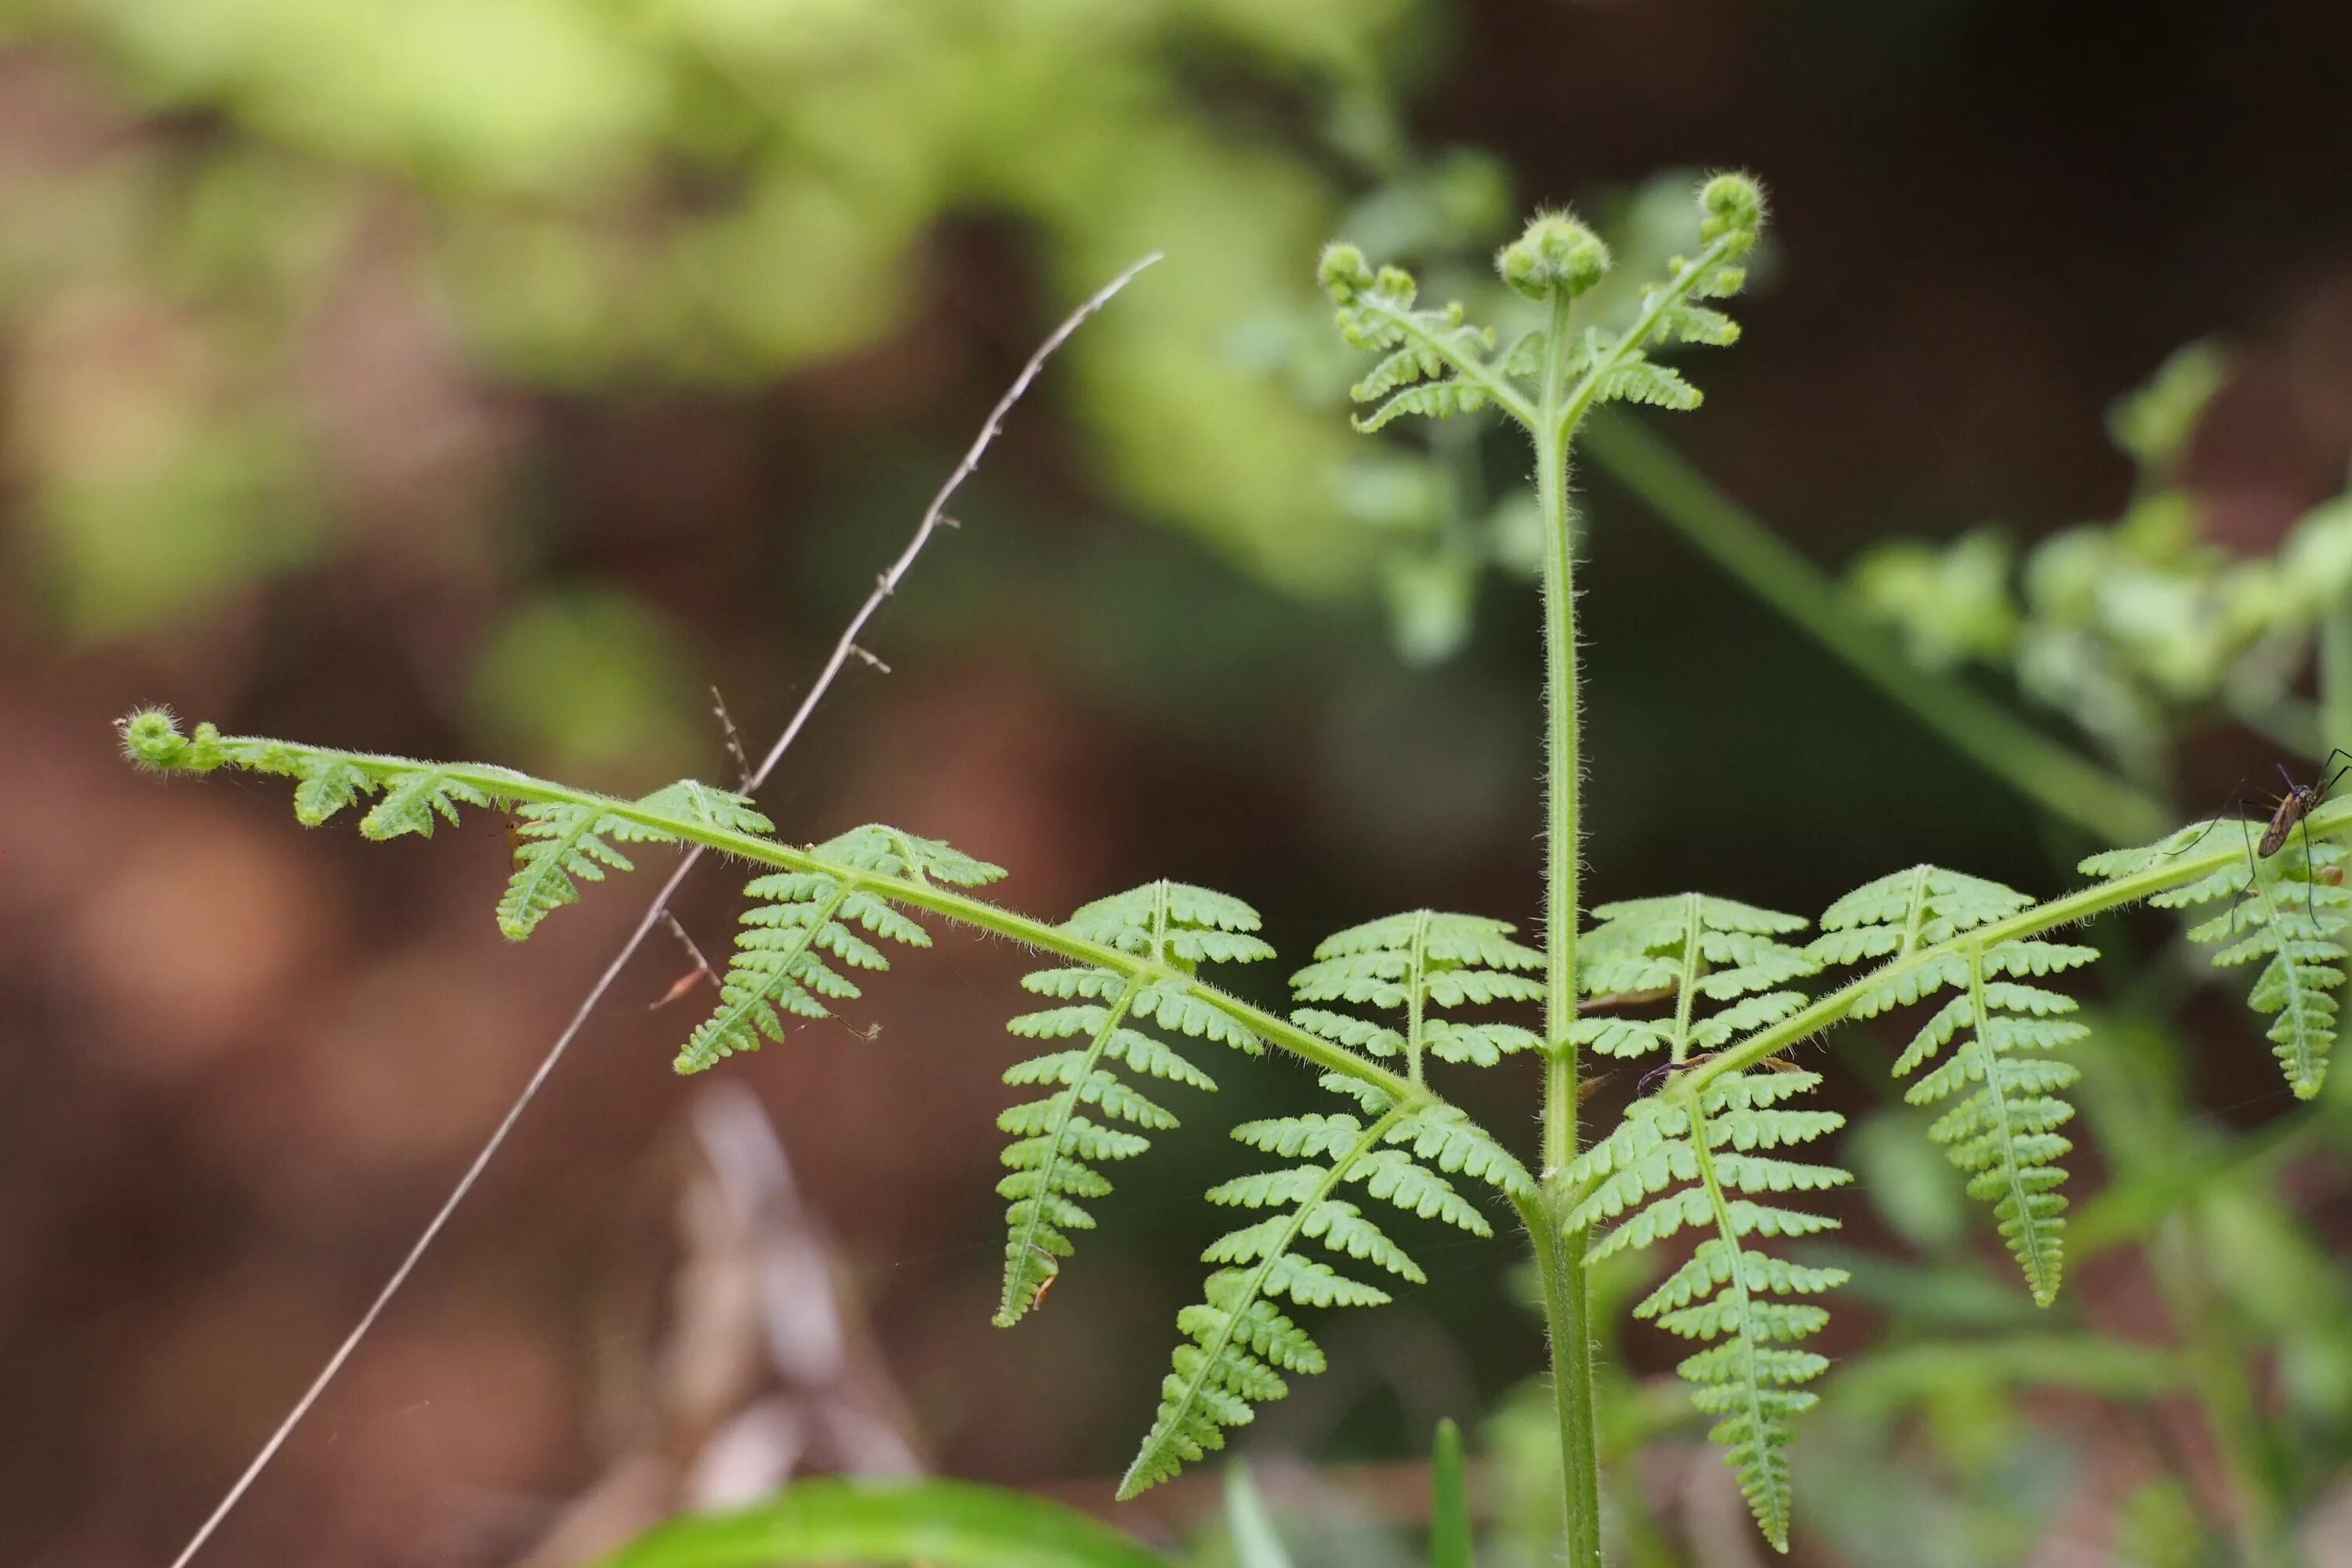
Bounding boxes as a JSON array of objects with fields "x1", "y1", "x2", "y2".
[
  {"x1": 678, "y1": 826, "x2": 1006, "y2": 1074},
  {"x1": 2085, "y1": 828, "x2": 2347, "y2": 1099},
  {"x1": 1573, "y1": 894, "x2": 1818, "y2": 1066},
  {"x1": 996, "y1": 882, "x2": 1272, "y2": 1327},
  {"x1": 1810, "y1": 867, "x2": 2092, "y2": 1305},
  {"x1": 1119, "y1": 911, "x2": 1538, "y2": 1497},
  {"x1": 501, "y1": 782, "x2": 779, "y2": 941},
  {"x1": 1563, "y1": 895, "x2": 1844, "y2": 1552},
  {"x1": 1290, "y1": 910, "x2": 1544, "y2": 1079}
]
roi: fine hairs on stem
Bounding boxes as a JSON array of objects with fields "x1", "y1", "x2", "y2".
[{"x1": 152, "y1": 252, "x2": 1161, "y2": 1568}]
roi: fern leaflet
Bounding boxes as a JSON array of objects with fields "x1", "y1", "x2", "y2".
[
  {"x1": 2148, "y1": 836, "x2": 2347, "y2": 1098},
  {"x1": 1812, "y1": 866, "x2": 2091, "y2": 1304},
  {"x1": 499, "y1": 804, "x2": 655, "y2": 940},
  {"x1": 1119, "y1": 1071, "x2": 1496, "y2": 1498},
  {"x1": 1566, "y1": 1069, "x2": 1847, "y2": 1552},
  {"x1": 676, "y1": 825, "x2": 1005, "y2": 1073},
  {"x1": 1571, "y1": 894, "x2": 1816, "y2": 1064},
  {"x1": 1290, "y1": 909, "x2": 1543, "y2": 1081},
  {"x1": 358, "y1": 770, "x2": 494, "y2": 840},
  {"x1": 996, "y1": 881, "x2": 1273, "y2": 1327}
]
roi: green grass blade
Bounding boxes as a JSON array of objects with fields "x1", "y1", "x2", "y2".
[{"x1": 1429, "y1": 1417, "x2": 1473, "y2": 1568}]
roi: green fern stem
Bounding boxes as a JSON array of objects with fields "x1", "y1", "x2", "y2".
[
  {"x1": 1533, "y1": 277, "x2": 1605, "y2": 1568},
  {"x1": 123, "y1": 722, "x2": 1515, "y2": 1151},
  {"x1": 1684, "y1": 804, "x2": 2352, "y2": 1094},
  {"x1": 1404, "y1": 908, "x2": 1431, "y2": 1085},
  {"x1": 1524, "y1": 234, "x2": 1747, "y2": 1568},
  {"x1": 1669, "y1": 894, "x2": 1704, "y2": 1063}
]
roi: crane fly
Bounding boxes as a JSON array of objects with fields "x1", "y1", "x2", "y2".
[
  {"x1": 2169, "y1": 750, "x2": 2352, "y2": 927},
  {"x1": 2257, "y1": 752, "x2": 2351, "y2": 857}
]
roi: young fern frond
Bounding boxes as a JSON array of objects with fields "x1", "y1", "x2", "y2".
[
  {"x1": 996, "y1": 881, "x2": 1274, "y2": 1328},
  {"x1": 1317, "y1": 174, "x2": 1766, "y2": 452},
  {"x1": 2134, "y1": 835, "x2": 2347, "y2": 1098},
  {"x1": 677, "y1": 825, "x2": 1007, "y2": 1074},
  {"x1": 1317, "y1": 251, "x2": 1521, "y2": 434},
  {"x1": 1289, "y1": 910, "x2": 1544, "y2": 1081},
  {"x1": 1810, "y1": 867, "x2": 2092, "y2": 1305},
  {"x1": 1571, "y1": 894, "x2": 1817, "y2": 1065},
  {"x1": 1565, "y1": 1068, "x2": 1848, "y2": 1553},
  {"x1": 1120, "y1": 1073, "x2": 1498, "y2": 1500},
  {"x1": 114, "y1": 715, "x2": 1475, "y2": 1112}
]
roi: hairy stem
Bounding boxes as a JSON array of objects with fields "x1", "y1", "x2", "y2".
[
  {"x1": 1579, "y1": 412, "x2": 2171, "y2": 844},
  {"x1": 128, "y1": 728, "x2": 1542, "y2": 1190},
  {"x1": 1533, "y1": 282, "x2": 1603, "y2": 1568}
]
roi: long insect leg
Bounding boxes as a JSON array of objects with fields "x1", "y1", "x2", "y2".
[
  {"x1": 2322, "y1": 747, "x2": 2352, "y2": 797},
  {"x1": 2234, "y1": 814, "x2": 2262, "y2": 907},
  {"x1": 2158, "y1": 776, "x2": 2252, "y2": 862}
]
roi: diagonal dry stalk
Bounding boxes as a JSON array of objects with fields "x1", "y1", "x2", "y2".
[{"x1": 167, "y1": 251, "x2": 1163, "y2": 1568}]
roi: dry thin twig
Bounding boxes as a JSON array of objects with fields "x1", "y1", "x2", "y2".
[
  {"x1": 166, "y1": 250, "x2": 1163, "y2": 1568},
  {"x1": 648, "y1": 911, "x2": 720, "y2": 1011}
]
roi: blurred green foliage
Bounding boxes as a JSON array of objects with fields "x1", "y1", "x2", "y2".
[
  {"x1": 2, "y1": 0, "x2": 1468, "y2": 765},
  {"x1": 1849, "y1": 341, "x2": 2352, "y2": 782}
]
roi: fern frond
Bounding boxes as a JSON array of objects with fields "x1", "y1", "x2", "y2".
[
  {"x1": 1565, "y1": 1069, "x2": 1847, "y2": 1552},
  {"x1": 675, "y1": 824, "x2": 1005, "y2": 1075},
  {"x1": 1808, "y1": 865, "x2": 2034, "y2": 996},
  {"x1": 1811, "y1": 866, "x2": 2088, "y2": 1304},
  {"x1": 1570, "y1": 894, "x2": 1816, "y2": 1063},
  {"x1": 996, "y1": 881, "x2": 1273, "y2": 1327},
  {"x1": 1317, "y1": 247, "x2": 1529, "y2": 432},
  {"x1": 1290, "y1": 909, "x2": 1541, "y2": 1083},
  {"x1": 1121, "y1": 1077, "x2": 1494, "y2": 1498},
  {"x1": 2159, "y1": 837, "x2": 2347, "y2": 1098}
]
